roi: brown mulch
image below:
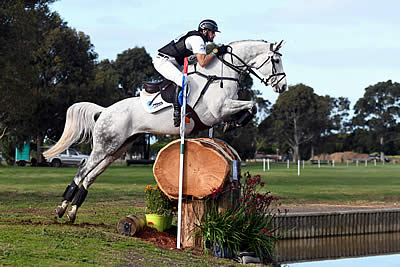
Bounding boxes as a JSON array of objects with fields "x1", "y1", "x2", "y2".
[
  {"x1": 134, "y1": 226, "x2": 204, "y2": 256},
  {"x1": 135, "y1": 226, "x2": 178, "y2": 249}
]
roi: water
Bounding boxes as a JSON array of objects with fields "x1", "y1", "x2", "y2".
[
  {"x1": 276, "y1": 232, "x2": 400, "y2": 266},
  {"x1": 286, "y1": 254, "x2": 400, "y2": 267}
]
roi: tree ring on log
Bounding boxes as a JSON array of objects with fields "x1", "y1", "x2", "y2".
[{"x1": 153, "y1": 138, "x2": 239, "y2": 200}]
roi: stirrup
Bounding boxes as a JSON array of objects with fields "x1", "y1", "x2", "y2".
[{"x1": 223, "y1": 121, "x2": 238, "y2": 133}]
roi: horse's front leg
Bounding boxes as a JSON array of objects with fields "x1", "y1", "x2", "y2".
[
  {"x1": 221, "y1": 99, "x2": 255, "y2": 116},
  {"x1": 220, "y1": 99, "x2": 256, "y2": 132}
]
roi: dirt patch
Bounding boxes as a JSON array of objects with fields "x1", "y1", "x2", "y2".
[
  {"x1": 2, "y1": 208, "x2": 53, "y2": 215},
  {"x1": 136, "y1": 226, "x2": 178, "y2": 250},
  {"x1": 134, "y1": 226, "x2": 204, "y2": 256},
  {"x1": 312, "y1": 151, "x2": 369, "y2": 162}
]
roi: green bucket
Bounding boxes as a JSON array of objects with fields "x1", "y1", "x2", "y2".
[{"x1": 145, "y1": 214, "x2": 172, "y2": 232}]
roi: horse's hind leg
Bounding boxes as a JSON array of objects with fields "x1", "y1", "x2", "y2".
[
  {"x1": 55, "y1": 159, "x2": 88, "y2": 218},
  {"x1": 66, "y1": 141, "x2": 135, "y2": 223}
]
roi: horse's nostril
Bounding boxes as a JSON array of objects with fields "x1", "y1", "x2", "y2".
[{"x1": 281, "y1": 84, "x2": 287, "y2": 93}]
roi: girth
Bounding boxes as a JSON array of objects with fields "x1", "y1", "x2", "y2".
[{"x1": 187, "y1": 67, "x2": 239, "y2": 109}]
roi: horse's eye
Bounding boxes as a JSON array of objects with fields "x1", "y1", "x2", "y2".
[{"x1": 273, "y1": 59, "x2": 280, "y2": 64}]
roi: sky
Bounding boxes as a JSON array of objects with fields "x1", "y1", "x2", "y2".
[{"x1": 50, "y1": 0, "x2": 400, "y2": 108}]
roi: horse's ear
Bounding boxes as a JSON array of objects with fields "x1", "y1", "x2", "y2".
[{"x1": 275, "y1": 40, "x2": 285, "y2": 51}]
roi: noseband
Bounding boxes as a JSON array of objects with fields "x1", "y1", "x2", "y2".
[{"x1": 218, "y1": 44, "x2": 286, "y2": 88}]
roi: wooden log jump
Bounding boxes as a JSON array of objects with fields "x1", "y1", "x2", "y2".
[{"x1": 153, "y1": 138, "x2": 241, "y2": 247}]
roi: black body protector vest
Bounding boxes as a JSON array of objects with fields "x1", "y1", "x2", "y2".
[{"x1": 158, "y1": 30, "x2": 207, "y2": 66}]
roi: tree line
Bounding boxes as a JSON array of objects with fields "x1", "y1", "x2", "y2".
[{"x1": 1, "y1": 1, "x2": 399, "y2": 164}]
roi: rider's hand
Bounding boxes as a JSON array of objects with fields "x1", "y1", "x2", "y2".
[
  {"x1": 212, "y1": 45, "x2": 229, "y2": 57},
  {"x1": 217, "y1": 45, "x2": 229, "y2": 55}
]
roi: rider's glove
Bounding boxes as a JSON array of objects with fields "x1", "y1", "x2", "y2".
[
  {"x1": 217, "y1": 45, "x2": 229, "y2": 55},
  {"x1": 212, "y1": 45, "x2": 229, "y2": 57}
]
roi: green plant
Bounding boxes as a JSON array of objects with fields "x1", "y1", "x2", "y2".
[
  {"x1": 233, "y1": 172, "x2": 281, "y2": 261},
  {"x1": 195, "y1": 172, "x2": 281, "y2": 263},
  {"x1": 196, "y1": 198, "x2": 242, "y2": 258},
  {"x1": 145, "y1": 184, "x2": 176, "y2": 216}
]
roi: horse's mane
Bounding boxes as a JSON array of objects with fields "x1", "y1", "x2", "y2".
[{"x1": 228, "y1": 40, "x2": 270, "y2": 46}]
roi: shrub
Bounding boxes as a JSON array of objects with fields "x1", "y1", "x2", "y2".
[
  {"x1": 145, "y1": 184, "x2": 176, "y2": 216},
  {"x1": 195, "y1": 172, "x2": 282, "y2": 263}
]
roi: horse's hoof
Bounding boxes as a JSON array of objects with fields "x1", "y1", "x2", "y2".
[
  {"x1": 55, "y1": 206, "x2": 66, "y2": 218},
  {"x1": 66, "y1": 210, "x2": 76, "y2": 223}
]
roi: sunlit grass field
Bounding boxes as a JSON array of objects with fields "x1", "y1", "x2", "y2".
[
  {"x1": 0, "y1": 162, "x2": 399, "y2": 265},
  {"x1": 244, "y1": 161, "x2": 400, "y2": 204}
]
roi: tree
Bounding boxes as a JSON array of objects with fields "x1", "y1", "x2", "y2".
[
  {"x1": 308, "y1": 95, "x2": 350, "y2": 159},
  {"x1": 92, "y1": 59, "x2": 123, "y2": 106},
  {"x1": 259, "y1": 84, "x2": 334, "y2": 162},
  {"x1": 352, "y1": 80, "x2": 400, "y2": 160},
  {"x1": 115, "y1": 47, "x2": 159, "y2": 97},
  {"x1": 0, "y1": 1, "x2": 98, "y2": 162}
]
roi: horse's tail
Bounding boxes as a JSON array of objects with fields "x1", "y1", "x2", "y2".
[{"x1": 43, "y1": 102, "x2": 105, "y2": 159}]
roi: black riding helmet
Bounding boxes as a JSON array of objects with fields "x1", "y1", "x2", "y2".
[
  {"x1": 198, "y1": 19, "x2": 220, "y2": 32},
  {"x1": 198, "y1": 19, "x2": 219, "y2": 42}
]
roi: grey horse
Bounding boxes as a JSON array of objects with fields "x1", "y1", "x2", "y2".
[{"x1": 43, "y1": 40, "x2": 287, "y2": 222}]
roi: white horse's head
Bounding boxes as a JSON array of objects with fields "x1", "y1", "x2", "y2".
[
  {"x1": 228, "y1": 40, "x2": 287, "y2": 94},
  {"x1": 249, "y1": 40, "x2": 287, "y2": 93}
]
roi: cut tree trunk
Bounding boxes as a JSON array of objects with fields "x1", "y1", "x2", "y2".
[
  {"x1": 153, "y1": 138, "x2": 240, "y2": 200},
  {"x1": 117, "y1": 215, "x2": 146, "y2": 236},
  {"x1": 153, "y1": 138, "x2": 241, "y2": 248}
]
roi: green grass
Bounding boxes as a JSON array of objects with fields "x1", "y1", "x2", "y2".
[
  {"x1": 244, "y1": 161, "x2": 400, "y2": 204},
  {"x1": 0, "y1": 166, "x2": 240, "y2": 266},
  {"x1": 1, "y1": 162, "x2": 400, "y2": 265}
]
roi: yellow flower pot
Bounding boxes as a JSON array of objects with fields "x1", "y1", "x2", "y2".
[{"x1": 145, "y1": 214, "x2": 172, "y2": 232}]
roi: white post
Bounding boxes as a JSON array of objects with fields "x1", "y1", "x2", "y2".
[
  {"x1": 356, "y1": 160, "x2": 359, "y2": 167},
  {"x1": 287, "y1": 159, "x2": 289, "y2": 169},
  {"x1": 365, "y1": 159, "x2": 367, "y2": 167},
  {"x1": 318, "y1": 160, "x2": 320, "y2": 168},
  {"x1": 347, "y1": 160, "x2": 349, "y2": 167},
  {"x1": 177, "y1": 57, "x2": 189, "y2": 249},
  {"x1": 298, "y1": 160, "x2": 300, "y2": 176},
  {"x1": 208, "y1": 127, "x2": 213, "y2": 139},
  {"x1": 374, "y1": 159, "x2": 376, "y2": 166},
  {"x1": 232, "y1": 160, "x2": 238, "y2": 181},
  {"x1": 267, "y1": 158, "x2": 270, "y2": 171},
  {"x1": 302, "y1": 160, "x2": 305, "y2": 169},
  {"x1": 263, "y1": 158, "x2": 266, "y2": 172},
  {"x1": 332, "y1": 160, "x2": 335, "y2": 168}
]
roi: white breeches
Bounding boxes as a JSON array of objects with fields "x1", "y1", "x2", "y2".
[{"x1": 153, "y1": 55, "x2": 184, "y2": 86}]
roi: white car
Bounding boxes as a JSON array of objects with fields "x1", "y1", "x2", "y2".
[{"x1": 47, "y1": 148, "x2": 89, "y2": 167}]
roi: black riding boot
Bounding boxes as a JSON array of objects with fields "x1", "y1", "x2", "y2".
[{"x1": 173, "y1": 86, "x2": 181, "y2": 127}]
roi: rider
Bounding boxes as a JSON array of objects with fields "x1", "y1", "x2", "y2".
[{"x1": 153, "y1": 19, "x2": 228, "y2": 127}]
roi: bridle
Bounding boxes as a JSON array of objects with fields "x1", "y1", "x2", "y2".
[
  {"x1": 218, "y1": 43, "x2": 286, "y2": 88},
  {"x1": 188, "y1": 41, "x2": 286, "y2": 109}
]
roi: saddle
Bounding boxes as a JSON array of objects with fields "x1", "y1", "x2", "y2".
[
  {"x1": 141, "y1": 79, "x2": 210, "y2": 133},
  {"x1": 143, "y1": 80, "x2": 176, "y2": 103}
]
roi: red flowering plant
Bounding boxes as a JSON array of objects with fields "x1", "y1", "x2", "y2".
[
  {"x1": 195, "y1": 172, "x2": 283, "y2": 263},
  {"x1": 232, "y1": 172, "x2": 283, "y2": 262}
]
